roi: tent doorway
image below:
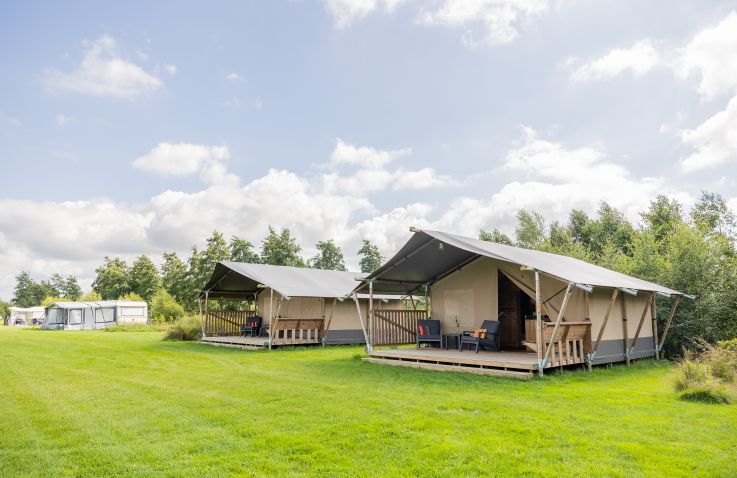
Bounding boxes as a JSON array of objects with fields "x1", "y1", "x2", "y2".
[{"x1": 498, "y1": 272, "x2": 535, "y2": 349}]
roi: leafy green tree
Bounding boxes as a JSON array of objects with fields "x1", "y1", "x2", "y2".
[
  {"x1": 128, "y1": 255, "x2": 161, "y2": 302},
  {"x1": 0, "y1": 298, "x2": 12, "y2": 319},
  {"x1": 161, "y1": 252, "x2": 189, "y2": 305},
  {"x1": 61, "y1": 276, "x2": 83, "y2": 300},
  {"x1": 691, "y1": 191, "x2": 736, "y2": 239},
  {"x1": 357, "y1": 240, "x2": 383, "y2": 273},
  {"x1": 641, "y1": 195, "x2": 683, "y2": 246},
  {"x1": 515, "y1": 210, "x2": 546, "y2": 249},
  {"x1": 119, "y1": 292, "x2": 145, "y2": 302},
  {"x1": 12, "y1": 271, "x2": 56, "y2": 307},
  {"x1": 150, "y1": 289, "x2": 185, "y2": 322},
  {"x1": 260, "y1": 226, "x2": 305, "y2": 267},
  {"x1": 479, "y1": 229, "x2": 513, "y2": 245},
  {"x1": 310, "y1": 240, "x2": 347, "y2": 271},
  {"x1": 230, "y1": 236, "x2": 259, "y2": 263},
  {"x1": 42, "y1": 296, "x2": 70, "y2": 307},
  {"x1": 80, "y1": 290, "x2": 102, "y2": 302},
  {"x1": 92, "y1": 257, "x2": 131, "y2": 300}
]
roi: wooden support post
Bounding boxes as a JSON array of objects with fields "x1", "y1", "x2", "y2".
[
  {"x1": 423, "y1": 284, "x2": 429, "y2": 319},
  {"x1": 409, "y1": 294, "x2": 418, "y2": 311},
  {"x1": 651, "y1": 295, "x2": 659, "y2": 360},
  {"x1": 621, "y1": 293, "x2": 629, "y2": 365},
  {"x1": 198, "y1": 296, "x2": 206, "y2": 338},
  {"x1": 535, "y1": 270, "x2": 543, "y2": 377},
  {"x1": 658, "y1": 295, "x2": 681, "y2": 354},
  {"x1": 353, "y1": 293, "x2": 370, "y2": 351},
  {"x1": 323, "y1": 298, "x2": 337, "y2": 344},
  {"x1": 629, "y1": 292, "x2": 653, "y2": 360},
  {"x1": 542, "y1": 282, "x2": 574, "y2": 369},
  {"x1": 369, "y1": 280, "x2": 374, "y2": 349},
  {"x1": 268, "y1": 288, "x2": 274, "y2": 350},
  {"x1": 590, "y1": 288, "x2": 619, "y2": 368}
]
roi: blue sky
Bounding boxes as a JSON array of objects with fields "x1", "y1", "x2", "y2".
[{"x1": 2, "y1": 0, "x2": 737, "y2": 298}]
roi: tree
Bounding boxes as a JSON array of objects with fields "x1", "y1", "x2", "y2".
[
  {"x1": 357, "y1": 240, "x2": 383, "y2": 273},
  {"x1": 128, "y1": 255, "x2": 161, "y2": 302},
  {"x1": 119, "y1": 292, "x2": 145, "y2": 302},
  {"x1": 92, "y1": 257, "x2": 131, "y2": 300},
  {"x1": 12, "y1": 271, "x2": 56, "y2": 307},
  {"x1": 0, "y1": 298, "x2": 12, "y2": 320},
  {"x1": 230, "y1": 236, "x2": 259, "y2": 263},
  {"x1": 161, "y1": 252, "x2": 189, "y2": 305},
  {"x1": 310, "y1": 240, "x2": 347, "y2": 271},
  {"x1": 641, "y1": 195, "x2": 683, "y2": 245},
  {"x1": 691, "y1": 191, "x2": 736, "y2": 239},
  {"x1": 42, "y1": 296, "x2": 70, "y2": 307},
  {"x1": 260, "y1": 226, "x2": 305, "y2": 267},
  {"x1": 61, "y1": 276, "x2": 83, "y2": 300},
  {"x1": 515, "y1": 210, "x2": 546, "y2": 249},
  {"x1": 150, "y1": 289, "x2": 185, "y2": 322},
  {"x1": 80, "y1": 290, "x2": 102, "y2": 302},
  {"x1": 479, "y1": 229, "x2": 513, "y2": 245}
]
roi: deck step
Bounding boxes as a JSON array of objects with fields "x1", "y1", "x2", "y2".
[
  {"x1": 522, "y1": 341, "x2": 538, "y2": 352},
  {"x1": 362, "y1": 357, "x2": 533, "y2": 380}
]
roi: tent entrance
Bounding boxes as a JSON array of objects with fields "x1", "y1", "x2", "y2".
[{"x1": 498, "y1": 272, "x2": 534, "y2": 350}]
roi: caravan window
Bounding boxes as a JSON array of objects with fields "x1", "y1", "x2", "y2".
[
  {"x1": 120, "y1": 307, "x2": 145, "y2": 317},
  {"x1": 96, "y1": 307, "x2": 115, "y2": 323},
  {"x1": 69, "y1": 309, "x2": 82, "y2": 325}
]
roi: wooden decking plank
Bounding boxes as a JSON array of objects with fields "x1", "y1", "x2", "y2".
[{"x1": 362, "y1": 358, "x2": 533, "y2": 380}]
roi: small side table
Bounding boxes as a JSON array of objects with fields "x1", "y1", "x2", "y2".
[{"x1": 444, "y1": 333, "x2": 462, "y2": 351}]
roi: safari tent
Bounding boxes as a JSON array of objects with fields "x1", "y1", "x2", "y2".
[
  {"x1": 6, "y1": 306, "x2": 45, "y2": 326},
  {"x1": 357, "y1": 229, "x2": 690, "y2": 378},
  {"x1": 199, "y1": 262, "x2": 406, "y2": 349},
  {"x1": 42, "y1": 300, "x2": 148, "y2": 330}
]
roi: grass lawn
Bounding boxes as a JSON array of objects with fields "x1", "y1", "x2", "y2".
[{"x1": 0, "y1": 327, "x2": 735, "y2": 477}]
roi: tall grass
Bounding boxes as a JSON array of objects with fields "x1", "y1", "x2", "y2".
[
  {"x1": 163, "y1": 315, "x2": 202, "y2": 341},
  {"x1": 675, "y1": 341, "x2": 737, "y2": 404}
]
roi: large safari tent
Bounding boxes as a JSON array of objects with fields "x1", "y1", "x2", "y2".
[
  {"x1": 199, "y1": 262, "x2": 407, "y2": 349},
  {"x1": 358, "y1": 229, "x2": 690, "y2": 378}
]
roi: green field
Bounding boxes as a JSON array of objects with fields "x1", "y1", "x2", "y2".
[{"x1": 0, "y1": 327, "x2": 735, "y2": 477}]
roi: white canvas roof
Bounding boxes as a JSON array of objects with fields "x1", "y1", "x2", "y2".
[
  {"x1": 363, "y1": 229, "x2": 683, "y2": 296},
  {"x1": 49, "y1": 300, "x2": 147, "y2": 309},
  {"x1": 203, "y1": 262, "x2": 383, "y2": 299}
]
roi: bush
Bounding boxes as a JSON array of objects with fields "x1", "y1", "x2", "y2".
[
  {"x1": 717, "y1": 338, "x2": 737, "y2": 352},
  {"x1": 674, "y1": 355, "x2": 710, "y2": 392},
  {"x1": 678, "y1": 385, "x2": 733, "y2": 404},
  {"x1": 118, "y1": 292, "x2": 145, "y2": 302},
  {"x1": 151, "y1": 289, "x2": 185, "y2": 323},
  {"x1": 80, "y1": 290, "x2": 102, "y2": 302},
  {"x1": 164, "y1": 316, "x2": 201, "y2": 341},
  {"x1": 42, "y1": 296, "x2": 70, "y2": 307}
]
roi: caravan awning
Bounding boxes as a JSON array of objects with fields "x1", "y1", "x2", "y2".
[
  {"x1": 203, "y1": 262, "x2": 390, "y2": 300},
  {"x1": 360, "y1": 229, "x2": 683, "y2": 296}
]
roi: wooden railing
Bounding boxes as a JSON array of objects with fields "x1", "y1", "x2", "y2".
[
  {"x1": 371, "y1": 310, "x2": 426, "y2": 345},
  {"x1": 524, "y1": 321, "x2": 592, "y2": 367},
  {"x1": 271, "y1": 318, "x2": 323, "y2": 345},
  {"x1": 204, "y1": 310, "x2": 258, "y2": 336}
]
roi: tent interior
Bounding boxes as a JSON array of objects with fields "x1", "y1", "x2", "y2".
[
  {"x1": 7, "y1": 307, "x2": 45, "y2": 326},
  {"x1": 359, "y1": 229, "x2": 688, "y2": 375}
]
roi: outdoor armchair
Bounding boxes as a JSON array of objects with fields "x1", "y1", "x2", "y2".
[
  {"x1": 416, "y1": 319, "x2": 443, "y2": 348},
  {"x1": 460, "y1": 319, "x2": 502, "y2": 353},
  {"x1": 240, "y1": 316, "x2": 262, "y2": 337}
]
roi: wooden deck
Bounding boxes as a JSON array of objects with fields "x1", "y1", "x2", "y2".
[
  {"x1": 365, "y1": 347, "x2": 546, "y2": 379},
  {"x1": 200, "y1": 336, "x2": 270, "y2": 349}
]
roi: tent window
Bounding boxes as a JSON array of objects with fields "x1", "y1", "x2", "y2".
[
  {"x1": 96, "y1": 308, "x2": 115, "y2": 323},
  {"x1": 120, "y1": 307, "x2": 145, "y2": 317},
  {"x1": 69, "y1": 309, "x2": 82, "y2": 325}
]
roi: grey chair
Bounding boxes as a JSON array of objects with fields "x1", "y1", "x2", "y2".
[
  {"x1": 416, "y1": 319, "x2": 443, "y2": 348},
  {"x1": 460, "y1": 319, "x2": 502, "y2": 353}
]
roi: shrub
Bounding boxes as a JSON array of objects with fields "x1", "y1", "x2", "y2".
[
  {"x1": 717, "y1": 338, "x2": 737, "y2": 353},
  {"x1": 678, "y1": 385, "x2": 733, "y2": 404},
  {"x1": 164, "y1": 315, "x2": 201, "y2": 341},
  {"x1": 150, "y1": 289, "x2": 185, "y2": 323},
  {"x1": 704, "y1": 347, "x2": 737, "y2": 384},
  {"x1": 80, "y1": 290, "x2": 102, "y2": 302},
  {"x1": 674, "y1": 355, "x2": 710, "y2": 392},
  {"x1": 42, "y1": 296, "x2": 70, "y2": 307},
  {"x1": 118, "y1": 292, "x2": 145, "y2": 302}
]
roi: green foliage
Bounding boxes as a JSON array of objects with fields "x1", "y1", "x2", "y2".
[
  {"x1": 514, "y1": 209, "x2": 545, "y2": 249},
  {"x1": 151, "y1": 289, "x2": 186, "y2": 322},
  {"x1": 718, "y1": 338, "x2": 737, "y2": 352},
  {"x1": 678, "y1": 385, "x2": 733, "y2": 404},
  {"x1": 12, "y1": 271, "x2": 57, "y2": 307},
  {"x1": 479, "y1": 228, "x2": 513, "y2": 245},
  {"x1": 357, "y1": 239, "x2": 383, "y2": 273},
  {"x1": 160, "y1": 252, "x2": 188, "y2": 304},
  {"x1": 128, "y1": 255, "x2": 161, "y2": 303},
  {"x1": 41, "y1": 296, "x2": 70, "y2": 307},
  {"x1": 50, "y1": 273, "x2": 83, "y2": 301},
  {"x1": 309, "y1": 240, "x2": 347, "y2": 271},
  {"x1": 163, "y1": 315, "x2": 202, "y2": 341},
  {"x1": 0, "y1": 298, "x2": 12, "y2": 319},
  {"x1": 674, "y1": 357, "x2": 710, "y2": 392},
  {"x1": 229, "y1": 236, "x2": 259, "y2": 263},
  {"x1": 80, "y1": 290, "x2": 102, "y2": 302},
  {"x1": 691, "y1": 190, "x2": 736, "y2": 238},
  {"x1": 92, "y1": 257, "x2": 131, "y2": 300},
  {"x1": 674, "y1": 345, "x2": 737, "y2": 403},
  {"x1": 118, "y1": 292, "x2": 145, "y2": 302},
  {"x1": 260, "y1": 226, "x2": 305, "y2": 267}
]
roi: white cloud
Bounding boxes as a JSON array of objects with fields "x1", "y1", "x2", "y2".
[
  {"x1": 55, "y1": 114, "x2": 75, "y2": 126},
  {"x1": 0, "y1": 113, "x2": 21, "y2": 127},
  {"x1": 571, "y1": 40, "x2": 662, "y2": 82},
  {"x1": 164, "y1": 64, "x2": 177, "y2": 75},
  {"x1": 43, "y1": 36, "x2": 163, "y2": 99},
  {"x1": 225, "y1": 72, "x2": 240, "y2": 81},
  {"x1": 132, "y1": 143, "x2": 231, "y2": 181},
  {"x1": 330, "y1": 138, "x2": 410, "y2": 168},
  {"x1": 323, "y1": 0, "x2": 407, "y2": 29},
  {"x1": 676, "y1": 11, "x2": 737, "y2": 100},
  {"x1": 680, "y1": 94, "x2": 737, "y2": 172},
  {"x1": 419, "y1": 0, "x2": 550, "y2": 46}
]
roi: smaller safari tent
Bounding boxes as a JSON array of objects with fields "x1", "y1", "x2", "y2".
[
  {"x1": 358, "y1": 229, "x2": 691, "y2": 377},
  {"x1": 7, "y1": 307, "x2": 45, "y2": 326},
  {"x1": 200, "y1": 262, "x2": 407, "y2": 349},
  {"x1": 43, "y1": 300, "x2": 148, "y2": 330}
]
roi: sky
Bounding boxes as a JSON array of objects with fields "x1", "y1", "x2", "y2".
[{"x1": 2, "y1": 0, "x2": 737, "y2": 299}]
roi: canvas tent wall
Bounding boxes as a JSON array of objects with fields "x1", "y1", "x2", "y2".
[
  {"x1": 43, "y1": 301, "x2": 148, "y2": 330},
  {"x1": 7, "y1": 307, "x2": 45, "y2": 326},
  {"x1": 359, "y1": 229, "x2": 689, "y2": 371},
  {"x1": 201, "y1": 262, "x2": 405, "y2": 346}
]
